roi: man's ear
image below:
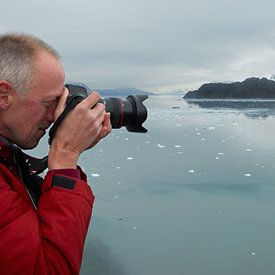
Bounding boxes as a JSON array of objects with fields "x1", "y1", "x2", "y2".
[{"x1": 0, "y1": 81, "x2": 13, "y2": 110}]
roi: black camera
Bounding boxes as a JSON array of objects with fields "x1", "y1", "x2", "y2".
[{"x1": 48, "y1": 84, "x2": 148, "y2": 144}]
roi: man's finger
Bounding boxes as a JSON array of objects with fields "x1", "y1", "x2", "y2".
[
  {"x1": 54, "y1": 87, "x2": 69, "y2": 120},
  {"x1": 80, "y1": 91, "x2": 101, "y2": 109}
]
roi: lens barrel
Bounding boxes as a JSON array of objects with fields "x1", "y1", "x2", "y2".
[{"x1": 99, "y1": 95, "x2": 148, "y2": 133}]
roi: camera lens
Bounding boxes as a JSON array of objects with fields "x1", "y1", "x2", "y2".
[{"x1": 99, "y1": 95, "x2": 148, "y2": 133}]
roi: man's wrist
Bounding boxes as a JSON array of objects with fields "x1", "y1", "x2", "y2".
[{"x1": 48, "y1": 142, "x2": 79, "y2": 170}]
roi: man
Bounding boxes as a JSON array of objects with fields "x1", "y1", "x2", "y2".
[{"x1": 0, "y1": 33, "x2": 112, "y2": 274}]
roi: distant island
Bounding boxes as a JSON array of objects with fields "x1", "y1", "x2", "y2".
[
  {"x1": 98, "y1": 87, "x2": 154, "y2": 97},
  {"x1": 67, "y1": 83, "x2": 154, "y2": 97},
  {"x1": 184, "y1": 77, "x2": 275, "y2": 99}
]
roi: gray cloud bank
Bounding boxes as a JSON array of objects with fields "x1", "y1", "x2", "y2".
[{"x1": 1, "y1": 0, "x2": 275, "y2": 92}]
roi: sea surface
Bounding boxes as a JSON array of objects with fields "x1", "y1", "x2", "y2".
[{"x1": 34, "y1": 95, "x2": 275, "y2": 275}]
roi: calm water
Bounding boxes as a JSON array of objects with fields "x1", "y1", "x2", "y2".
[{"x1": 34, "y1": 95, "x2": 275, "y2": 275}]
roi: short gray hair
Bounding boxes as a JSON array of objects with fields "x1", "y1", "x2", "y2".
[{"x1": 0, "y1": 33, "x2": 60, "y2": 93}]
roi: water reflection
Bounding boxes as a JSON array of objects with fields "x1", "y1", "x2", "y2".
[
  {"x1": 184, "y1": 99, "x2": 275, "y2": 118},
  {"x1": 82, "y1": 237, "x2": 126, "y2": 275},
  {"x1": 78, "y1": 95, "x2": 275, "y2": 275}
]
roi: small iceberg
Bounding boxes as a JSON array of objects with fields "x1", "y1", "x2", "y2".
[
  {"x1": 91, "y1": 173, "x2": 100, "y2": 177},
  {"x1": 157, "y1": 144, "x2": 166, "y2": 148}
]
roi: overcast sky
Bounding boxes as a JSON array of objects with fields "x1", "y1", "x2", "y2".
[{"x1": 1, "y1": 0, "x2": 275, "y2": 92}]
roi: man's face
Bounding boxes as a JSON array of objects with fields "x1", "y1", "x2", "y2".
[{"x1": 4, "y1": 51, "x2": 65, "y2": 149}]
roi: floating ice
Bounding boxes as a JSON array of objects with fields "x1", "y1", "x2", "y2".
[
  {"x1": 207, "y1": 126, "x2": 216, "y2": 130},
  {"x1": 200, "y1": 138, "x2": 207, "y2": 142},
  {"x1": 217, "y1": 152, "x2": 224, "y2": 155},
  {"x1": 91, "y1": 173, "x2": 100, "y2": 177},
  {"x1": 176, "y1": 124, "x2": 182, "y2": 127},
  {"x1": 157, "y1": 144, "x2": 166, "y2": 148},
  {"x1": 133, "y1": 226, "x2": 137, "y2": 230},
  {"x1": 246, "y1": 148, "x2": 252, "y2": 152},
  {"x1": 188, "y1": 170, "x2": 194, "y2": 173},
  {"x1": 145, "y1": 141, "x2": 151, "y2": 144},
  {"x1": 175, "y1": 145, "x2": 182, "y2": 148},
  {"x1": 177, "y1": 151, "x2": 184, "y2": 154},
  {"x1": 244, "y1": 173, "x2": 251, "y2": 177},
  {"x1": 215, "y1": 157, "x2": 220, "y2": 160},
  {"x1": 126, "y1": 157, "x2": 133, "y2": 160},
  {"x1": 114, "y1": 194, "x2": 120, "y2": 199},
  {"x1": 116, "y1": 166, "x2": 121, "y2": 169},
  {"x1": 251, "y1": 252, "x2": 256, "y2": 256}
]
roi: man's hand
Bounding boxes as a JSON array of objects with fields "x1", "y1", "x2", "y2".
[{"x1": 48, "y1": 87, "x2": 112, "y2": 170}]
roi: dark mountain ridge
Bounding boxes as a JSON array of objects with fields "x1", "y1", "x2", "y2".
[{"x1": 184, "y1": 77, "x2": 275, "y2": 99}]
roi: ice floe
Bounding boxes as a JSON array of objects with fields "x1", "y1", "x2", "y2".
[
  {"x1": 207, "y1": 126, "x2": 216, "y2": 130},
  {"x1": 91, "y1": 173, "x2": 100, "y2": 177},
  {"x1": 157, "y1": 144, "x2": 166, "y2": 148}
]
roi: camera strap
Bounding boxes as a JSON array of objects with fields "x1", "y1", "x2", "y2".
[
  {"x1": 0, "y1": 136, "x2": 48, "y2": 208},
  {"x1": 48, "y1": 95, "x2": 83, "y2": 145}
]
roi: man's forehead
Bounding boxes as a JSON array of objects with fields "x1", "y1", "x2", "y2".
[{"x1": 28, "y1": 51, "x2": 65, "y2": 98}]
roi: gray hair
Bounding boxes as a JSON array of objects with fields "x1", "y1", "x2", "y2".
[{"x1": 0, "y1": 33, "x2": 60, "y2": 93}]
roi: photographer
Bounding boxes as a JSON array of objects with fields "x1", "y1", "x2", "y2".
[{"x1": 0, "y1": 33, "x2": 111, "y2": 274}]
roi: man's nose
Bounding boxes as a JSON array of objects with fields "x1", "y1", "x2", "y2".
[{"x1": 46, "y1": 109, "x2": 55, "y2": 123}]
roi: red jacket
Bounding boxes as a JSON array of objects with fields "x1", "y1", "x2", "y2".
[{"x1": 0, "y1": 143, "x2": 94, "y2": 274}]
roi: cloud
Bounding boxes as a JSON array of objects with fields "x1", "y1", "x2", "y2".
[{"x1": 1, "y1": 0, "x2": 275, "y2": 92}]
